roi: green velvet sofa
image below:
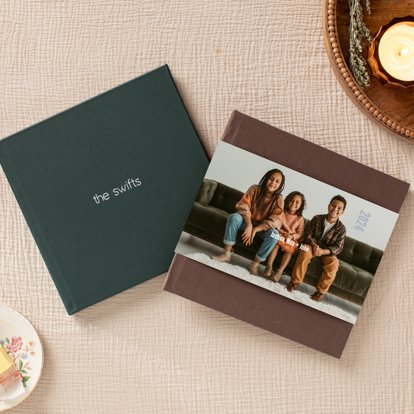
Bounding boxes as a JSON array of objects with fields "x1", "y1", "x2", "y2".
[{"x1": 183, "y1": 179, "x2": 383, "y2": 305}]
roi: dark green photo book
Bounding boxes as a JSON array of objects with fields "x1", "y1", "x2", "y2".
[{"x1": 0, "y1": 65, "x2": 208, "y2": 314}]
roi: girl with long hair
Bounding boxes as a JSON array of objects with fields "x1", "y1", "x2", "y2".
[{"x1": 213, "y1": 169, "x2": 285, "y2": 275}]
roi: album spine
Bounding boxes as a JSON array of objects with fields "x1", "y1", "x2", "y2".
[{"x1": 0, "y1": 143, "x2": 78, "y2": 315}]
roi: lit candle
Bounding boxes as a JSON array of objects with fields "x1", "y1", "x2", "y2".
[{"x1": 378, "y1": 22, "x2": 414, "y2": 82}]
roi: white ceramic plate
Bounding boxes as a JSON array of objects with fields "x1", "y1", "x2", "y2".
[{"x1": 0, "y1": 304, "x2": 43, "y2": 411}]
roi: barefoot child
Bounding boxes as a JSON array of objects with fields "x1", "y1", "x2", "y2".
[
  {"x1": 286, "y1": 195, "x2": 347, "y2": 302},
  {"x1": 212, "y1": 169, "x2": 285, "y2": 275},
  {"x1": 263, "y1": 191, "x2": 306, "y2": 282}
]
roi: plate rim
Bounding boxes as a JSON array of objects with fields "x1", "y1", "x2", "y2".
[{"x1": 0, "y1": 303, "x2": 43, "y2": 411}]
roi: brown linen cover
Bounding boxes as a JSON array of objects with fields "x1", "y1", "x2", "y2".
[{"x1": 163, "y1": 111, "x2": 409, "y2": 358}]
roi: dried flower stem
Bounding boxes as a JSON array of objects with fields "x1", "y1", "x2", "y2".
[{"x1": 349, "y1": 0, "x2": 372, "y2": 88}]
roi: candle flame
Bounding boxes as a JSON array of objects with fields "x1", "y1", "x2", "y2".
[{"x1": 399, "y1": 48, "x2": 409, "y2": 57}]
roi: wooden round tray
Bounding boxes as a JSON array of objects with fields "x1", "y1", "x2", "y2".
[{"x1": 323, "y1": 0, "x2": 414, "y2": 142}]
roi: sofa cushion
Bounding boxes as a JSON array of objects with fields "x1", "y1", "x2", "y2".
[
  {"x1": 210, "y1": 182, "x2": 242, "y2": 214},
  {"x1": 195, "y1": 179, "x2": 218, "y2": 205},
  {"x1": 187, "y1": 202, "x2": 229, "y2": 236},
  {"x1": 338, "y1": 237, "x2": 382, "y2": 275}
]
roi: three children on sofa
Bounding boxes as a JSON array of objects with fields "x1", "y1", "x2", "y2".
[{"x1": 213, "y1": 169, "x2": 347, "y2": 302}]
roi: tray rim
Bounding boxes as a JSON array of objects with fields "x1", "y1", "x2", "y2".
[{"x1": 323, "y1": 0, "x2": 414, "y2": 142}]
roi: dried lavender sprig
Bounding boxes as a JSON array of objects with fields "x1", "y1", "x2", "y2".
[{"x1": 348, "y1": 0, "x2": 372, "y2": 88}]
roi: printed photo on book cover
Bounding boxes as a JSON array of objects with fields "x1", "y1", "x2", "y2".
[{"x1": 175, "y1": 141, "x2": 399, "y2": 324}]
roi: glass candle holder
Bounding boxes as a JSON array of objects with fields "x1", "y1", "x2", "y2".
[{"x1": 368, "y1": 16, "x2": 414, "y2": 88}]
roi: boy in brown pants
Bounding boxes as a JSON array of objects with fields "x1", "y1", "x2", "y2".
[{"x1": 286, "y1": 195, "x2": 347, "y2": 302}]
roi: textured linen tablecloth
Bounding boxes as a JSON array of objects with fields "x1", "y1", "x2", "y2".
[{"x1": 0, "y1": 1, "x2": 413, "y2": 413}]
